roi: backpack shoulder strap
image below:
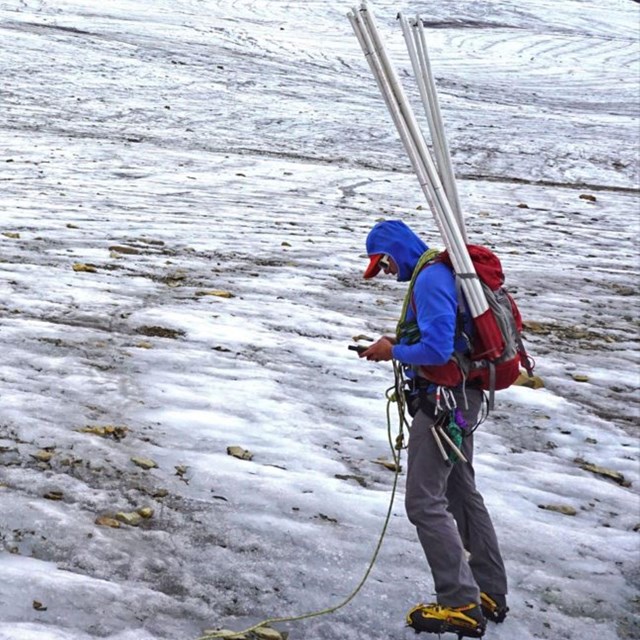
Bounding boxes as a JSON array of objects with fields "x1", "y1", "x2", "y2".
[{"x1": 396, "y1": 248, "x2": 442, "y2": 338}]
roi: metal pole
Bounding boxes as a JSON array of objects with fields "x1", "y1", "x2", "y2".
[
  {"x1": 358, "y1": 5, "x2": 461, "y2": 264},
  {"x1": 398, "y1": 11, "x2": 469, "y2": 248},
  {"x1": 348, "y1": 8, "x2": 448, "y2": 244},
  {"x1": 398, "y1": 15, "x2": 447, "y2": 182},
  {"x1": 398, "y1": 12, "x2": 466, "y2": 242},
  {"x1": 413, "y1": 16, "x2": 466, "y2": 241},
  {"x1": 355, "y1": 3, "x2": 486, "y2": 317}
]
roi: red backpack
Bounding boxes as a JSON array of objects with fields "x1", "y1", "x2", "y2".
[{"x1": 413, "y1": 246, "x2": 534, "y2": 406}]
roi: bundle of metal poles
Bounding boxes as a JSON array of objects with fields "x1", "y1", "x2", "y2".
[{"x1": 348, "y1": 3, "x2": 503, "y2": 359}]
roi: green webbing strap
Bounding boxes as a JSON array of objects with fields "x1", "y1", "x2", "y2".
[{"x1": 395, "y1": 248, "x2": 441, "y2": 341}]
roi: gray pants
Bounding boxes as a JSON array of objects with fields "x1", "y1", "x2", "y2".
[{"x1": 405, "y1": 388, "x2": 507, "y2": 606}]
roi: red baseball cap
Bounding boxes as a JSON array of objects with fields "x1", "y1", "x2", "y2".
[{"x1": 364, "y1": 254, "x2": 385, "y2": 279}]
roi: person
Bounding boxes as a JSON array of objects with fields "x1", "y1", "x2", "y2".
[{"x1": 359, "y1": 220, "x2": 508, "y2": 638}]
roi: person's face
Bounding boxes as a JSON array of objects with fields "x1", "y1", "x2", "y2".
[{"x1": 379, "y1": 254, "x2": 398, "y2": 276}]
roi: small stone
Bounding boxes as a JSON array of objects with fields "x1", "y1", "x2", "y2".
[
  {"x1": 195, "y1": 290, "x2": 235, "y2": 298},
  {"x1": 136, "y1": 326, "x2": 185, "y2": 339},
  {"x1": 539, "y1": 504, "x2": 577, "y2": 516},
  {"x1": 108, "y1": 245, "x2": 141, "y2": 255},
  {"x1": 115, "y1": 511, "x2": 143, "y2": 526},
  {"x1": 514, "y1": 373, "x2": 545, "y2": 389},
  {"x1": 334, "y1": 474, "x2": 368, "y2": 488},
  {"x1": 31, "y1": 450, "x2": 54, "y2": 463},
  {"x1": 131, "y1": 457, "x2": 158, "y2": 470},
  {"x1": 352, "y1": 334, "x2": 375, "y2": 343},
  {"x1": 72, "y1": 263, "x2": 98, "y2": 273},
  {"x1": 372, "y1": 458, "x2": 401, "y2": 472},
  {"x1": 79, "y1": 425, "x2": 128, "y2": 440},
  {"x1": 572, "y1": 374, "x2": 589, "y2": 383},
  {"x1": 575, "y1": 458, "x2": 630, "y2": 487},
  {"x1": 227, "y1": 446, "x2": 253, "y2": 461},
  {"x1": 522, "y1": 321, "x2": 551, "y2": 335},
  {"x1": 43, "y1": 490, "x2": 64, "y2": 501},
  {"x1": 579, "y1": 194, "x2": 597, "y2": 202},
  {"x1": 95, "y1": 516, "x2": 121, "y2": 528}
]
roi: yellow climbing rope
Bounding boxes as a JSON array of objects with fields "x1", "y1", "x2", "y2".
[{"x1": 197, "y1": 362, "x2": 409, "y2": 640}]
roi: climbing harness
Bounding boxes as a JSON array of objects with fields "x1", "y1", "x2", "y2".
[
  {"x1": 197, "y1": 361, "x2": 409, "y2": 640},
  {"x1": 409, "y1": 379, "x2": 489, "y2": 467}
]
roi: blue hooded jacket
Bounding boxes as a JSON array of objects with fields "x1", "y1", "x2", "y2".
[{"x1": 366, "y1": 220, "x2": 466, "y2": 366}]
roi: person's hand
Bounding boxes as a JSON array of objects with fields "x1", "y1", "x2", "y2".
[{"x1": 360, "y1": 336, "x2": 395, "y2": 361}]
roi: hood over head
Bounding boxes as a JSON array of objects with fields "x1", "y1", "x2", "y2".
[{"x1": 364, "y1": 220, "x2": 428, "y2": 282}]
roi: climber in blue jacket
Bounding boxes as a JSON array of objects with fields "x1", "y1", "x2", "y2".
[{"x1": 360, "y1": 220, "x2": 508, "y2": 639}]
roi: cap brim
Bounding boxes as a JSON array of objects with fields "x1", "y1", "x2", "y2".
[{"x1": 364, "y1": 254, "x2": 384, "y2": 279}]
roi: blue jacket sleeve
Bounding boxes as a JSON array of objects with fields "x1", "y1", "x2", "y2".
[{"x1": 391, "y1": 263, "x2": 457, "y2": 366}]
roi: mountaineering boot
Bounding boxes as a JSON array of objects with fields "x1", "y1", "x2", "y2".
[
  {"x1": 480, "y1": 592, "x2": 509, "y2": 623},
  {"x1": 406, "y1": 602, "x2": 486, "y2": 637}
]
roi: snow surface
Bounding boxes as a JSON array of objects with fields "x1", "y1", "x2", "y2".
[{"x1": 0, "y1": 0, "x2": 639, "y2": 639}]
